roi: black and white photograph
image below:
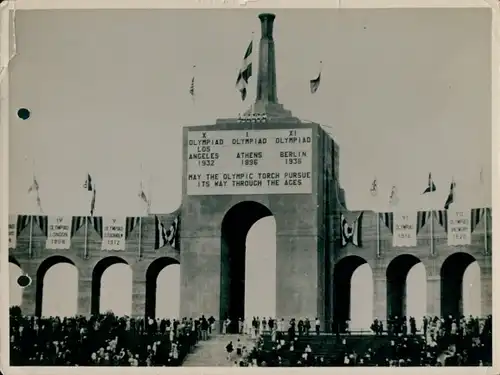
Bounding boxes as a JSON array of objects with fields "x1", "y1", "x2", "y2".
[{"x1": 4, "y1": 0, "x2": 495, "y2": 369}]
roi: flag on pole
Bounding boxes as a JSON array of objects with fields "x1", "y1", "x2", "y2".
[
  {"x1": 389, "y1": 185, "x2": 399, "y2": 206},
  {"x1": 83, "y1": 174, "x2": 93, "y2": 191},
  {"x1": 90, "y1": 187, "x2": 96, "y2": 216},
  {"x1": 189, "y1": 65, "x2": 196, "y2": 99},
  {"x1": 154, "y1": 215, "x2": 179, "y2": 250},
  {"x1": 138, "y1": 181, "x2": 151, "y2": 214},
  {"x1": 422, "y1": 173, "x2": 437, "y2": 194},
  {"x1": 236, "y1": 40, "x2": 253, "y2": 101},
  {"x1": 27, "y1": 174, "x2": 43, "y2": 213},
  {"x1": 370, "y1": 178, "x2": 378, "y2": 196},
  {"x1": 444, "y1": 179, "x2": 456, "y2": 209},
  {"x1": 27, "y1": 175, "x2": 39, "y2": 194},
  {"x1": 310, "y1": 61, "x2": 322, "y2": 94}
]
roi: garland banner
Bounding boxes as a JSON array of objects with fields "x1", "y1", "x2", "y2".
[
  {"x1": 46, "y1": 216, "x2": 72, "y2": 249},
  {"x1": 101, "y1": 217, "x2": 126, "y2": 251},
  {"x1": 447, "y1": 208, "x2": 471, "y2": 246},
  {"x1": 392, "y1": 212, "x2": 417, "y2": 247}
]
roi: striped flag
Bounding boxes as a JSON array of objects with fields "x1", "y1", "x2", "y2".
[
  {"x1": 125, "y1": 217, "x2": 140, "y2": 239},
  {"x1": 27, "y1": 175, "x2": 39, "y2": 193},
  {"x1": 444, "y1": 179, "x2": 456, "y2": 209},
  {"x1": 310, "y1": 61, "x2": 322, "y2": 94},
  {"x1": 422, "y1": 173, "x2": 437, "y2": 194},
  {"x1": 380, "y1": 212, "x2": 394, "y2": 233},
  {"x1": 88, "y1": 216, "x2": 103, "y2": 237},
  {"x1": 27, "y1": 174, "x2": 43, "y2": 213},
  {"x1": 138, "y1": 182, "x2": 150, "y2": 214},
  {"x1": 83, "y1": 174, "x2": 93, "y2": 191},
  {"x1": 154, "y1": 215, "x2": 179, "y2": 250},
  {"x1": 370, "y1": 178, "x2": 377, "y2": 196},
  {"x1": 189, "y1": 76, "x2": 195, "y2": 97},
  {"x1": 416, "y1": 211, "x2": 430, "y2": 234},
  {"x1": 389, "y1": 185, "x2": 399, "y2": 206},
  {"x1": 71, "y1": 216, "x2": 85, "y2": 237},
  {"x1": 35, "y1": 216, "x2": 48, "y2": 236},
  {"x1": 436, "y1": 210, "x2": 448, "y2": 231},
  {"x1": 470, "y1": 208, "x2": 485, "y2": 232},
  {"x1": 236, "y1": 41, "x2": 253, "y2": 101}
]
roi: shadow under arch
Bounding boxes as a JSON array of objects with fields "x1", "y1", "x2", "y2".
[
  {"x1": 36, "y1": 256, "x2": 76, "y2": 317},
  {"x1": 145, "y1": 257, "x2": 180, "y2": 319},
  {"x1": 441, "y1": 252, "x2": 477, "y2": 318},
  {"x1": 91, "y1": 256, "x2": 129, "y2": 315},
  {"x1": 333, "y1": 255, "x2": 368, "y2": 331},
  {"x1": 386, "y1": 254, "x2": 421, "y2": 319},
  {"x1": 220, "y1": 201, "x2": 273, "y2": 332}
]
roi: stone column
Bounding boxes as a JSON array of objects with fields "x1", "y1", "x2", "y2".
[
  {"x1": 480, "y1": 266, "x2": 492, "y2": 316},
  {"x1": 21, "y1": 261, "x2": 39, "y2": 316},
  {"x1": 426, "y1": 275, "x2": 441, "y2": 317},
  {"x1": 77, "y1": 265, "x2": 92, "y2": 316},
  {"x1": 131, "y1": 271, "x2": 146, "y2": 318},
  {"x1": 372, "y1": 267, "x2": 387, "y2": 323},
  {"x1": 180, "y1": 236, "x2": 221, "y2": 320},
  {"x1": 275, "y1": 234, "x2": 320, "y2": 322}
]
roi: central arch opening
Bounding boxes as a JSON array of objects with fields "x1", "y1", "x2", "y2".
[{"x1": 220, "y1": 201, "x2": 274, "y2": 332}]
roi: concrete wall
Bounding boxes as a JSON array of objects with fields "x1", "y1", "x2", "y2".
[{"x1": 9, "y1": 213, "x2": 180, "y2": 317}]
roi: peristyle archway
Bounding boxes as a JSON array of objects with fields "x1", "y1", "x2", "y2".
[{"x1": 220, "y1": 201, "x2": 273, "y2": 332}]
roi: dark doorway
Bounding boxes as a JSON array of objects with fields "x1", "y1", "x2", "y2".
[
  {"x1": 91, "y1": 256, "x2": 128, "y2": 315},
  {"x1": 145, "y1": 257, "x2": 180, "y2": 319},
  {"x1": 386, "y1": 254, "x2": 421, "y2": 319},
  {"x1": 220, "y1": 201, "x2": 273, "y2": 333},
  {"x1": 441, "y1": 252, "x2": 476, "y2": 318},
  {"x1": 332, "y1": 255, "x2": 367, "y2": 333}
]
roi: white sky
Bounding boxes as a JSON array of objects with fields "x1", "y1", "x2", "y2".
[{"x1": 8, "y1": 8, "x2": 492, "y2": 215}]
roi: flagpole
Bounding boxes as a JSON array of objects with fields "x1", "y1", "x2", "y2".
[
  {"x1": 376, "y1": 211, "x2": 380, "y2": 258},
  {"x1": 84, "y1": 216, "x2": 88, "y2": 259},
  {"x1": 430, "y1": 209, "x2": 434, "y2": 256},
  {"x1": 484, "y1": 208, "x2": 488, "y2": 255},
  {"x1": 28, "y1": 215, "x2": 33, "y2": 258},
  {"x1": 138, "y1": 216, "x2": 142, "y2": 260}
]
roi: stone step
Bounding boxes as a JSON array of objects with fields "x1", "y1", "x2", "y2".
[{"x1": 183, "y1": 334, "x2": 255, "y2": 367}]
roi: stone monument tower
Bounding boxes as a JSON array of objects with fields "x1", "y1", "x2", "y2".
[{"x1": 179, "y1": 13, "x2": 340, "y2": 329}]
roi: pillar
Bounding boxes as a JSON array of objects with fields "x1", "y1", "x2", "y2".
[
  {"x1": 481, "y1": 266, "x2": 492, "y2": 316},
  {"x1": 77, "y1": 265, "x2": 92, "y2": 316},
  {"x1": 275, "y1": 235, "x2": 320, "y2": 322},
  {"x1": 21, "y1": 262, "x2": 39, "y2": 316},
  {"x1": 372, "y1": 267, "x2": 387, "y2": 323},
  {"x1": 426, "y1": 275, "x2": 441, "y2": 317},
  {"x1": 132, "y1": 271, "x2": 146, "y2": 318},
  {"x1": 180, "y1": 237, "x2": 221, "y2": 320}
]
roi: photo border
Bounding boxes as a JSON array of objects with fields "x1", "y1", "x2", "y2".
[{"x1": 1, "y1": 0, "x2": 498, "y2": 374}]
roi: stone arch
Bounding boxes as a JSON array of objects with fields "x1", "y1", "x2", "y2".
[
  {"x1": 91, "y1": 256, "x2": 129, "y2": 315},
  {"x1": 220, "y1": 200, "x2": 273, "y2": 331},
  {"x1": 441, "y1": 252, "x2": 477, "y2": 318},
  {"x1": 35, "y1": 256, "x2": 76, "y2": 317},
  {"x1": 145, "y1": 257, "x2": 180, "y2": 319},
  {"x1": 9, "y1": 255, "x2": 21, "y2": 268},
  {"x1": 333, "y1": 255, "x2": 369, "y2": 330},
  {"x1": 386, "y1": 254, "x2": 421, "y2": 319}
]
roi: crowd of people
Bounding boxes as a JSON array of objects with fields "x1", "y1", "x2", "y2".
[
  {"x1": 235, "y1": 315, "x2": 492, "y2": 367},
  {"x1": 9, "y1": 306, "x2": 215, "y2": 366},
  {"x1": 10, "y1": 305, "x2": 492, "y2": 367}
]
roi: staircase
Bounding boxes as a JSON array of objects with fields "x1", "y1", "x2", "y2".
[
  {"x1": 183, "y1": 334, "x2": 255, "y2": 367},
  {"x1": 261, "y1": 333, "x2": 392, "y2": 365}
]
